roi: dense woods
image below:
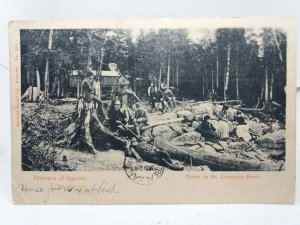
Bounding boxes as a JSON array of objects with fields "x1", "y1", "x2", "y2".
[{"x1": 21, "y1": 28, "x2": 286, "y2": 108}]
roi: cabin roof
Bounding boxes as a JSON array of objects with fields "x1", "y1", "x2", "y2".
[{"x1": 70, "y1": 70, "x2": 119, "y2": 77}]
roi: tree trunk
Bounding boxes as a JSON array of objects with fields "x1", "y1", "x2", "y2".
[
  {"x1": 264, "y1": 66, "x2": 269, "y2": 107},
  {"x1": 202, "y1": 71, "x2": 205, "y2": 99},
  {"x1": 44, "y1": 29, "x2": 53, "y2": 99},
  {"x1": 176, "y1": 64, "x2": 179, "y2": 91},
  {"x1": 224, "y1": 43, "x2": 231, "y2": 101},
  {"x1": 167, "y1": 54, "x2": 170, "y2": 89},
  {"x1": 57, "y1": 77, "x2": 61, "y2": 98},
  {"x1": 87, "y1": 54, "x2": 92, "y2": 71},
  {"x1": 36, "y1": 68, "x2": 40, "y2": 97},
  {"x1": 77, "y1": 78, "x2": 80, "y2": 98},
  {"x1": 270, "y1": 50, "x2": 275, "y2": 105},
  {"x1": 61, "y1": 76, "x2": 65, "y2": 97},
  {"x1": 50, "y1": 76, "x2": 58, "y2": 96},
  {"x1": 270, "y1": 70, "x2": 274, "y2": 103},
  {"x1": 272, "y1": 29, "x2": 283, "y2": 63},
  {"x1": 236, "y1": 43, "x2": 239, "y2": 100},
  {"x1": 204, "y1": 69, "x2": 207, "y2": 99},
  {"x1": 211, "y1": 69, "x2": 214, "y2": 93},
  {"x1": 216, "y1": 47, "x2": 219, "y2": 93},
  {"x1": 159, "y1": 62, "x2": 162, "y2": 89}
]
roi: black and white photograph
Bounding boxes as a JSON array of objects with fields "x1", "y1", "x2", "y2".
[
  {"x1": 20, "y1": 27, "x2": 287, "y2": 172},
  {"x1": 3, "y1": 0, "x2": 299, "y2": 221}
]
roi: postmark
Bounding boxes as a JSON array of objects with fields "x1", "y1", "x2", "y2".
[{"x1": 123, "y1": 157, "x2": 164, "y2": 185}]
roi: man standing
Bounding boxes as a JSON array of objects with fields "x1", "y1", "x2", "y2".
[
  {"x1": 81, "y1": 71, "x2": 107, "y2": 120},
  {"x1": 148, "y1": 82, "x2": 155, "y2": 107},
  {"x1": 154, "y1": 86, "x2": 165, "y2": 111}
]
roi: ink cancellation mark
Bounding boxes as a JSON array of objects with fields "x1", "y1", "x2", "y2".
[{"x1": 123, "y1": 157, "x2": 164, "y2": 185}]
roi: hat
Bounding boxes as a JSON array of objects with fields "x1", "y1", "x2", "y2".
[
  {"x1": 204, "y1": 115, "x2": 211, "y2": 120},
  {"x1": 114, "y1": 100, "x2": 121, "y2": 105},
  {"x1": 87, "y1": 71, "x2": 94, "y2": 77}
]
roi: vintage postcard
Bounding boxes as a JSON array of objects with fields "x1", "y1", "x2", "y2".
[{"x1": 10, "y1": 17, "x2": 296, "y2": 204}]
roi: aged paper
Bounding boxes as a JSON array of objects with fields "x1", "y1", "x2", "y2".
[{"x1": 10, "y1": 17, "x2": 296, "y2": 204}]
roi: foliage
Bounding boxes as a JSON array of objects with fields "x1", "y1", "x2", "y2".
[{"x1": 21, "y1": 103, "x2": 75, "y2": 171}]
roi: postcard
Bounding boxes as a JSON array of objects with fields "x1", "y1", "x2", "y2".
[{"x1": 9, "y1": 17, "x2": 296, "y2": 204}]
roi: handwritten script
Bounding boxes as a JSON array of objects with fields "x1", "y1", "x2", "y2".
[{"x1": 17, "y1": 180, "x2": 119, "y2": 203}]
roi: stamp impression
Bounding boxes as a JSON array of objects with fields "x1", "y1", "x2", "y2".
[{"x1": 123, "y1": 157, "x2": 164, "y2": 185}]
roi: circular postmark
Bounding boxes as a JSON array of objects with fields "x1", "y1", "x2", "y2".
[{"x1": 123, "y1": 157, "x2": 164, "y2": 185}]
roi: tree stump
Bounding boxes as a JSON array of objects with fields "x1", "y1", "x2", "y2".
[{"x1": 57, "y1": 99, "x2": 128, "y2": 153}]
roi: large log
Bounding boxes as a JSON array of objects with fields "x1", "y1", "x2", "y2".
[
  {"x1": 235, "y1": 103, "x2": 265, "y2": 112},
  {"x1": 154, "y1": 137, "x2": 283, "y2": 171},
  {"x1": 141, "y1": 118, "x2": 184, "y2": 131}
]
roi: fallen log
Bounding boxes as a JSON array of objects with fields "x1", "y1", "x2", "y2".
[
  {"x1": 234, "y1": 103, "x2": 265, "y2": 112},
  {"x1": 187, "y1": 100, "x2": 242, "y2": 105},
  {"x1": 141, "y1": 118, "x2": 184, "y2": 131},
  {"x1": 154, "y1": 137, "x2": 283, "y2": 171}
]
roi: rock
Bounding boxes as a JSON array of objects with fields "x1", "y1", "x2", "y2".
[
  {"x1": 158, "y1": 111, "x2": 177, "y2": 121},
  {"x1": 172, "y1": 132, "x2": 202, "y2": 143},
  {"x1": 226, "y1": 107, "x2": 238, "y2": 121},
  {"x1": 191, "y1": 121, "x2": 200, "y2": 128},
  {"x1": 167, "y1": 123, "x2": 184, "y2": 135},
  {"x1": 255, "y1": 130, "x2": 285, "y2": 150},
  {"x1": 196, "y1": 141, "x2": 206, "y2": 147},
  {"x1": 248, "y1": 120, "x2": 263, "y2": 135},
  {"x1": 187, "y1": 145, "x2": 201, "y2": 151},
  {"x1": 206, "y1": 141, "x2": 223, "y2": 152},
  {"x1": 152, "y1": 125, "x2": 177, "y2": 140},
  {"x1": 218, "y1": 141, "x2": 229, "y2": 151},
  {"x1": 271, "y1": 121, "x2": 281, "y2": 131},
  {"x1": 212, "y1": 143, "x2": 224, "y2": 151},
  {"x1": 213, "y1": 104, "x2": 223, "y2": 117},
  {"x1": 192, "y1": 103, "x2": 214, "y2": 115},
  {"x1": 228, "y1": 121, "x2": 236, "y2": 133},
  {"x1": 262, "y1": 123, "x2": 272, "y2": 134},
  {"x1": 229, "y1": 141, "x2": 249, "y2": 151},
  {"x1": 177, "y1": 110, "x2": 194, "y2": 121},
  {"x1": 194, "y1": 114, "x2": 203, "y2": 121},
  {"x1": 184, "y1": 127, "x2": 196, "y2": 133},
  {"x1": 204, "y1": 144, "x2": 217, "y2": 153}
]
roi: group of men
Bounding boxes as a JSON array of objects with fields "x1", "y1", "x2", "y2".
[
  {"x1": 196, "y1": 104, "x2": 253, "y2": 144},
  {"x1": 80, "y1": 71, "x2": 183, "y2": 170},
  {"x1": 147, "y1": 81, "x2": 176, "y2": 112},
  {"x1": 81, "y1": 71, "x2": 148, "y2": 138}
]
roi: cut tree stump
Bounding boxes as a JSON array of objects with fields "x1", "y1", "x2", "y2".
[{"x1": 57, "y1": 99, "x2": 128, "y2": 153}]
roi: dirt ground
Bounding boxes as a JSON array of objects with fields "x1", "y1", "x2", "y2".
[{"x1": 56, "y1": 148, "x2": 126, "y2": 171}]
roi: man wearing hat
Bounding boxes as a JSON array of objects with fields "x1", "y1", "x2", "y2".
[
  {"x1": 196, "y1": 115, "x2": 220, "y2": 142},
  {"x1": 81, "y1": 70, "x2": 107, "y2": 120}
]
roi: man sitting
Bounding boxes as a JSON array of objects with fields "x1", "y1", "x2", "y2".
[
  {"x1": 196, "y1": 115, "x2": 220, "y2": 142},
  {"x1": 163, "y1": 88, "x2": 176, "y2": 110},
  {"x1": 107, "y1": 100, "x2": 129, "y2": 131}
]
